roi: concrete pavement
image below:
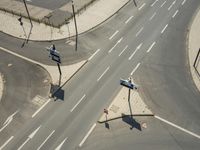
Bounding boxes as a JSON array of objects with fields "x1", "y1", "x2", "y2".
[
  {"x1": 188, "y1": 7, "x2": 200, "y2": 91},
  {"x1": 0, "y1": 73, "x2": 3, "y2": 101},
  {"x1": 0, "y1": 0, "x2": 129, "y2": 41}
]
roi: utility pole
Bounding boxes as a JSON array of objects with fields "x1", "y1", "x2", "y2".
[
  {"x1": 71, "y1": 0, "x2": 78, "y2": 51},
  {"x1": 22, "y1": 0, "x2": 33, "y2": 27}
]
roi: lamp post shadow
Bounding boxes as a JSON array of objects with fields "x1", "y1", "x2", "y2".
[
  {"x1": 121, "y1": 88, "x2": 141, "y2": 131},
  {"x1": 133, "y1": 0, "x2": 137, "y2": 7}
]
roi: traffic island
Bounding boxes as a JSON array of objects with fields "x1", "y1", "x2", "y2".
[{"x1": 98, "y1": 86, "x2": 153, "y2": 123}]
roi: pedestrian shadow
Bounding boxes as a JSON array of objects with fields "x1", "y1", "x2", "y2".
[
  {"x1": 105, "y1": 122, "x2": 110, "y2": 129},
  {"x1": 121, "y1": 113, "x2": 141, "y2": 131},
  {"x1": 50, "y1": 84, "x2": 65, "y2": 101}
]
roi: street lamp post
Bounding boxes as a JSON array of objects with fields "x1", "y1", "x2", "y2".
[
  {"x1": 22, "y1": 0, "x2": 33, "y2": 27},
  {"x1": 71, "y1": 0, "x2": 78, "y2": 51}
]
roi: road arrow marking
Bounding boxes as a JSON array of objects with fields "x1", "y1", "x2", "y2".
[
  {"x1": 55, "y1": 137, "x2": 68, "y2": 150},
  {"x1": 108, "y1": 37, "x2": 123, "y2": 53},
  {"x1": 129, "y1": 43, "x2": 143, "y2": 60},
  {"x1": 0, "y1": 110, "x2": 19, "y2": 133},
  {"x1": 17, "y1": 126, "x2": 41, "y2": 150}
]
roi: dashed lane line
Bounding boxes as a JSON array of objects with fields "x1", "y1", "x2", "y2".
[
  {"x1": 55, "y1": 137, "x2": 68, "y2": 150},
  {"x1": 109, "y1": 30, "x2": 119, "y2": 40},
  {"x1": 97, "y1": 67, "x2": 110, "y2": 82},
  {"x1": 161, "y1": 24, "x2": 168, "y2": 34},
  {"x1": 129, "y1": 43, "x2": 143, "y2": 60},
  {"x1": 182, "y1": 0, "x2": 186, "y2": 5},
  {"x1": 136, "y1": 27, "x2": 144, "y2": 37},
  {"x1": 138, "y1": 3, "x2": 146, "y2": 11},
  {"x1": 131, "y1": 63, "x2": 141, "y2": 76},
  {"x1": 119, "y1": 45, "x2": 128, "y2": 56},
  {"x1": 149, "y1": 12, "x2": 156, "y2": 21},
  {"x1": 151, "y1": 0, "x2": 158, "y2": 7},
  {"x1": 147, "y1": 42, "x2": 156, "y2": 53},
  {"x1": 32, "y1": 99, "x2": 51, "y2": 118},
  {"x1": 125, "y1": 16, "x2": 134, "y2": 24},
  {"x1": 37, "y1": 130, "x2": 55, "y2": 150},
  {"x1": 88, "y1": 49, "x2": 100, "y2": 61},
  {"x1": 172, "y1": 10, "x2": 179, "y2": 18},
  {"x1": 70, "y1": 94, "x2": 86, "y2": 112},
  {"x1": 161, "y1": 1, "x2": 166, "y2": 7},
  {"x1": 79, "y1": 123, "x2": 96, "y2": 147}
]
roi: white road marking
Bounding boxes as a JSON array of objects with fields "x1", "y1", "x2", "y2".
[
  {"x1": 147, "y1": 42, "x2": 156, "y2": 53},
  {"x1": 131, "y1": 63, "x2": 141, "y2": 75},
  {"x1": 138, "y1": 3, "x2": 146, "y2": 10},
  {"x1": 161, "y1": 1, "x2": 166, "y2": 7},
  {"x1": 0, "y1": 136, "x2": 14, "y2": 150},
  {"x1": 26, "y1": 0, "x2": 32, "y2": 2},
  {"x1": 149, "y1": 12, "x2": 156, "y2": 21},
  {"x1": 125, "y1": 16, "x2": 134, "y2": 24},
  {"x1": 161, "y1": 24, "x2": 168, "y2": 34},
  {"x1": 32, "y1": 99, "x2": 51, "y2": 118},
  {"x1": 88, "y1": 49, "x2": 100, "y2": 61},
  {"x1": 168, "y1": 0, "x2": 176, "y2": 11},
  {"x1": 155, "y1": 115, "x2": 200, "y2": 139},
  {"x1": 108, "y1": 37, "x2": 123, "y2": 53},
  {"x1": 97, "y1": 67, "x2": 110, "y2": 82},
  {"x1": 136, "y1": 27, "x2": 144, "y2": 37},
  {"x1": 37, "y1": 130, "x2": 55, "y2": 150},
  {"x1": 55, "y1": 137, "x2": 68, "y2": 150},
  {"x1": 151, "y1": 0, "x2": 158, "y2": 7},
  {"x1": 119, "y1": 45, "x2": 128, "y2": 56},
  {"x1": 109, "y1": 30, "x2": 119, "y2": 40},
  {"x1": 172, "y1": 10, "x2": 179, "y2": 18},
  {"x1": 182, "y1": 0, "x2": 186, "y2": 5},
  {"x1": 79, "y1": 123, "x2": 96, "y2": 147},
  {"x1": 70, "y1": 94, "x2": 86, "y2": 112},
  {"x1": 0, "y1": 110, "x2": 19, "y2": 133},
  {"x1": 129, "y1": 43, "x2": 143, "y2": 60},
  {"x1": 17, "y1": 126, "x2": 41, "y2": 150}
]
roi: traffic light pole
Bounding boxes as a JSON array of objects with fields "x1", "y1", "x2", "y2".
[{"x1": 22, "y1": 0, "x2": 33, "y2": 27}]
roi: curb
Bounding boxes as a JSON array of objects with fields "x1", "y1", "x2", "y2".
[
  {"x1": 0, "y1": 0, "x2": 131, "y2": 42},
  {"x1": 98, "y1": 114, "x2": 154, "y2": 123},
  {"x1": 51, "y1": 60, "x2": 88, "y2": 98}
]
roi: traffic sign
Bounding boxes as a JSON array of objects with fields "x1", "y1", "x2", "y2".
[{"x1": 120, "y1": 79, "x2": 137, "y2": 90}]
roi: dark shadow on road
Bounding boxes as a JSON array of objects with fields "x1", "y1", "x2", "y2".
[
  {"x1": 133, "y1": 0, "x2": 137, "y2": 7},
  {"x1": 50, "y1": 84, "x2": 65, "y2": 101},
  {"x1": 122, "y1": 113, "x2": 141, "y2": 131},
  {"x1": 105, "y1": 122, "x2": 110, "y2": 129}
]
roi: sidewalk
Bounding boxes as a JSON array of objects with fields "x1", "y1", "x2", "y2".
[
  {"x1": 0, "y1": 0, "x2": 129, "y2": 41},
  {"x1": 188, "y1": 7, "x2": 200, "y2": 91}
]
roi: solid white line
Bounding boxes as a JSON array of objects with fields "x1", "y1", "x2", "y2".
[
  {"x1": 0, "y1": 136, "x2": 14, "y2": 150},
  {"x1": 151, "y1": 0, "x2": 158, "y2": 7},
  {"x1": 17, "y1": 138, "x2": 30, "y2": 150},
  {"x1": 119, "y1": 45, "x2": 128, "y2": 56},
  {"x1": 172, "y1": 10, "x2": 179, "y2": 18},
  {"x1": 149, "y1": 12, "x2": 156, "y2": 21},
  {"x1": 108, "y1": 37, "x2": 123, "y2": 53},
  {"x1": 125, "y1": 16, "x2": 134, "y2": 24},
  {"x1": 88, "y1": 49, "x2": 100, "y2": 61},
  {"x1": 131, "y1": 63, "x2": 141, "y2": 76},
  {"x1": 138, "y1": 3, "x2": 146, "y2": 10},
  {"x1": 182, "y1": 0, "x2": 186, "y2": 5},
  {"x1": 97, "y1": 67, "x2": 110, "y2": 82},
  {"x1": 79, "y1": 123, "x2": 96, "y2": 147},
  {"x1": 32, "y1": 99, "x2": 51, "y2": 118},
  {"x1": 155, "y1": 115, "x2": 200, "y2": 139},
  {"x1": 129, "y1": 43, "x2": 143, "y2": 60},
  {"x1": 147, "y1": 42, "x2": 156, "y2": 53},
  {"x1": 136, "y1": 27, "x2": 144, "y2": 37},
  {"x1": 37, "y1": 130, "x2": 55, "y2": 150},
  {"x1": 161, "y1": 1, "x2": 166, "y2": 7},
  {"x1": 70, "y1": 94, "x2": 86, "y2": 112},
  {"x1": 161, "y1": 24, "x2": 168, "y2": 34},
  {"x1": 109, "y1": 30, "x2": 119, "y2": 40},
  {"x1": 55, "y1": 137, "x2": 68, "y2": 150}
]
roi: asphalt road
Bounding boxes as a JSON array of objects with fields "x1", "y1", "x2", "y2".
[
  {"x1": 0, "y1": 0, "x2": 200, "y2": 150},
  {"x1": 0, "y1": 49, "x2": 51, "y2": 147}
]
